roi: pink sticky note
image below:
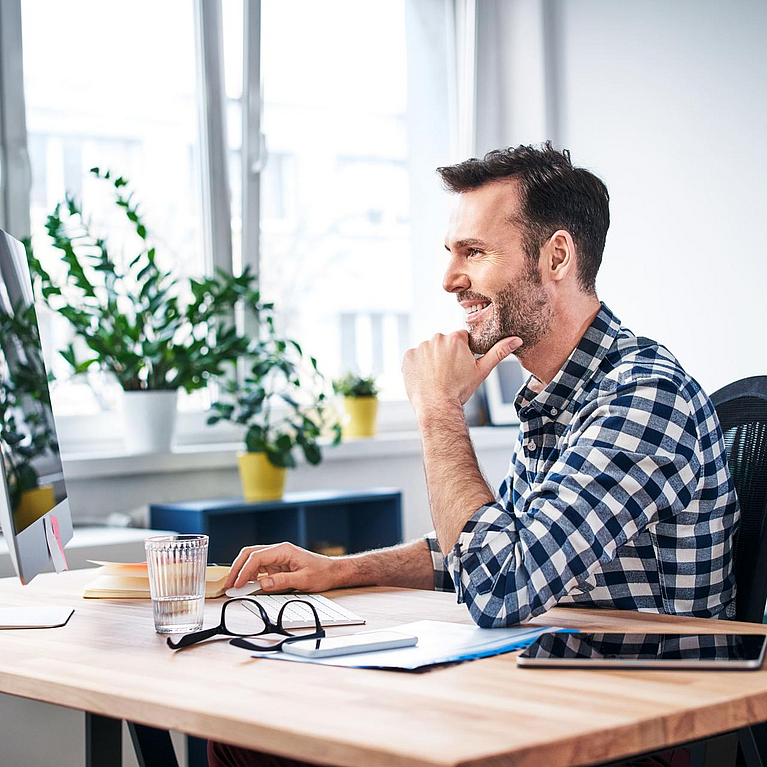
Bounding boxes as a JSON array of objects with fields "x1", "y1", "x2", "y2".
[{"x1": 45, "y1": 515, "x2": 69, "y2": 572}]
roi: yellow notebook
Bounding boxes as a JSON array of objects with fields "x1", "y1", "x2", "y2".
[{"x1": 83, "y1": 561, "x2": 230, "y2": 599}]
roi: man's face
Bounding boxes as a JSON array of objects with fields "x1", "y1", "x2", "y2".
[{"x1": 443, "y1": 181, "x2": 553, "y2": 355}]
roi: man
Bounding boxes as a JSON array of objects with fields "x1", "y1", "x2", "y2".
[{"x1": 209, "y1": 143, "x2": 739, "y2": 767}]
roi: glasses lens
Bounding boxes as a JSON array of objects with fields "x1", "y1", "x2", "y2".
[
  {"x1": 222, "y1": 600, "x2": 267, "y2": 636},
  {"x1": 278, "y1": 600, "x2": 321, "y2": 631}
]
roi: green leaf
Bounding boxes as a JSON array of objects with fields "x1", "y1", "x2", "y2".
[
  {"x1": 302, "y1": 441, "x2": 322, "y2": 465},
  {"x1": 245, "y1": 426, "x2": 265, "y2": 453},
  {"x1": 266, "y1": 447, "x2": 295, "y2": 469},
  {"x1": 74, "y1": 358, "x2": 100, "y2": 375},
  {"x1": 60, "y1": 345, "x2": 77, "y2": 369}
]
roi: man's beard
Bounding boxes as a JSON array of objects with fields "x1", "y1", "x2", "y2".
[{"x1": 461, "y1": 262, "x2": 553, "y2": 355}]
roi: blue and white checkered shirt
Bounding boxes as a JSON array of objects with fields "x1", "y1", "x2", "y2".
[{"x1": 425, "y1": 303, "x2": 739, "y2": 627}]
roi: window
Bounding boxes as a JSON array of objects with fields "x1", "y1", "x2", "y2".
[
  {"x1": 21, "y1": 0, "x2": 205, "y2": 416},
  {"x1": 3, "y1": 0, "x2": 457, "y2": 451}
]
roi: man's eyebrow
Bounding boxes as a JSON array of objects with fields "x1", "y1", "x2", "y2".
[{"x1": 444, "y1": 238, "x2": 488, "y2": 251}]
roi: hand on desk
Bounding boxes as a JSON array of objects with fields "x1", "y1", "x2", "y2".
[{"x1": 226, "y1": 542, "x2": 341, "y2": 594}]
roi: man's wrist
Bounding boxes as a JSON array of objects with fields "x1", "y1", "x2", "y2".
[
  {"x1": 333, "y1": 553, "x2": 362, "y2": 588},
  {"x1": 414, "y1": 397, "x2": 464, "y2": 430}
]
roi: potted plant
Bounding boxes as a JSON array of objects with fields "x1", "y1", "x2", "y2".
[
  {"x1": 26, "y1": 168, "x2": 261, "y2": 454},
  {"x1": 333, "y1": 373, "x2": 379, "y2": 438},
  {"x1": 0, "y1": 301, "x2": 60, "y2": 529},
  {"x1": 207, "y1": 307, "x2": 342, "y2": 501}
]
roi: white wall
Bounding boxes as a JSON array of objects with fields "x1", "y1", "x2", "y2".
[
  {"x1": 555, "y1": 0, "x2": 767, "y2": 393},
  {"x1": 475, "y1": 0, "x2": 767, "y2": 394}
]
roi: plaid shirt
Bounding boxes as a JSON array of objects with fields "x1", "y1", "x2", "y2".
[{"x1": 426, "y1": 303, "x2": 739, "y2": 627}]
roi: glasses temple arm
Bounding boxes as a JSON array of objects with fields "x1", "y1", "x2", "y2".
[
  {"x1": 166, "y1": 625, "x2": 221, "y2": 649},
  {"x1": 229, "y1": 637, "x2": 270, "y2": 651}
]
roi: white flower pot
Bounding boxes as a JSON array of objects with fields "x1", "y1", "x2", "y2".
[{"x1": 120, "y1": 390, "x2": 179, "y2": 454}]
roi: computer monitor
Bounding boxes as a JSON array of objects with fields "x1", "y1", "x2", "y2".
[{"x1": 0, "y1": 228, "x2": 74, "y2": 628}]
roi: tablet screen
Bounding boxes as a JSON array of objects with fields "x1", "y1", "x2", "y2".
[{"x1": 517, "y1": 632, "x2": 767, "y2": 667}]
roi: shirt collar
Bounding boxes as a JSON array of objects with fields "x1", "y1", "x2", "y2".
[{"x1": 515, "y1": 302, "x2": 621, "y2": 420}]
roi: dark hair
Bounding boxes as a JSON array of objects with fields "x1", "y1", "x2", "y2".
[{"x1": 436, "y1": 142, "x2": 609, "y2": 293}]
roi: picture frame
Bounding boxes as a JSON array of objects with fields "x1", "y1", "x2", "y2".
[{"x1": 483, "y1": 356, "x2": 526, "y2": 425}]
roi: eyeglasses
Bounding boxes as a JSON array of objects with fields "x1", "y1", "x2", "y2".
[{"x1": 166, "y1": 597, "x2": 325, "y2": 651}]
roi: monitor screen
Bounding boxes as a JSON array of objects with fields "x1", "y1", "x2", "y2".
[{"x1": 0, "y1": 228, "x2": 71, "y2": 582}]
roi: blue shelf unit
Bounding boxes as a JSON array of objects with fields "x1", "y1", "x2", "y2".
[{"x1": 149, "y1": 488, "x2": 403, "y2": 564}]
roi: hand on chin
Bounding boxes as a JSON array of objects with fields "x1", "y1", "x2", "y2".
[{"x1": 402, "y1": 330, "x2": 522, "y2": 414}]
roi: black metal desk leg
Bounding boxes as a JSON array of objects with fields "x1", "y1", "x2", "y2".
[
  {"x1": 689, "y1": 741, "x2": 707, "y2": 767},
  {"x1": 187, "y1": 735, "x2": 209, "y2": 767},
  {"x1": 739, "y1": 724, "x2": 767, "y2": 767},
  {"x1": 127, "y1": 722, "x2": 180, "y2": 767},
  {"x1": 85, "y1": 713, "x2": 122, "y2": 767}
]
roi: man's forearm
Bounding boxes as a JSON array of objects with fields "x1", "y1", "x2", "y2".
[
  {"x1": 337, "y1": 538, "x2": 435, "y2": 590},
  {"x1": 419, "y1": 402, "x2": 495, "y2": 555}
]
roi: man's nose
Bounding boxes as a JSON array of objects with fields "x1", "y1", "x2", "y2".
[{"x1": 443, "y1": 259, "x2": 470, "y2": 294}]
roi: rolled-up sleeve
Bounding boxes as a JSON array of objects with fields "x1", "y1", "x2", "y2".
[
  {"x1": 445, "y1": 378, "x2": 702, "y2": 627},
  {"x1": 424, "y1": 531, "x2": 455, "y2": 592}
]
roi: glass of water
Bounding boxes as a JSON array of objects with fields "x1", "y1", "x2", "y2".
[{"x1": 145, "y1": 534, "x2": 209, "y2": 634}]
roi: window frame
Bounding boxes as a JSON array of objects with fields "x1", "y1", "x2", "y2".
[
  {"x1": 195, "y1": 0, "x2": 234, "y2": 278},
  {"x1": 0, "y1": 0, "x2": 31, "y2": 240}
]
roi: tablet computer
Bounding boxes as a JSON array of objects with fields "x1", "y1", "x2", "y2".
[{"x1": 516, "y1": 631, "x2": 767, "y2": 669}]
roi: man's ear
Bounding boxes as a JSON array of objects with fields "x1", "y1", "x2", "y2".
[{"x1": 545, "y1": 230, "x2": 575, "y2": 283}]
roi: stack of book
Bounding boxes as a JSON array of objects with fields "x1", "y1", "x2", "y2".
[{"x1": 83, "y1": 560, "x2": 230, "y2": 599}]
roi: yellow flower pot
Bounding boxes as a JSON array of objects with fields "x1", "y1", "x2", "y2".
[
  {"x1": 237, "y1": 452, "x2": 287, "y2": 502},
  {"x1": 14, "y1": 484, "x2": 56, "y2": 531},
  {"x1": 342, "y1": 396, "x2": 378, "y2": 438}
]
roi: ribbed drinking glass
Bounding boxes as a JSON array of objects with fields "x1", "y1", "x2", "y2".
[{"x1": 145, "y1": 534, "x2": 209, "y2": 634}]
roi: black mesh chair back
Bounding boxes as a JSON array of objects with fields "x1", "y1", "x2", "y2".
[{"x1": 711, "y1": 376, "x2": 767, "y2": 623}]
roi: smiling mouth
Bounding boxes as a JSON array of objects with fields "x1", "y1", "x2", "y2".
[{"x1": 464, "y1": 302, "x2": 491, "y2": 323}]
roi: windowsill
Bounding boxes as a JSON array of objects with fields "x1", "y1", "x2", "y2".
[{"x1": 60, "y1": 425, "x2": 519, "y2": 481}]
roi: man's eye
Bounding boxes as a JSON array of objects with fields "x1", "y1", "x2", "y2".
[{"x1": 467, "y1": 248, "x2": 483, "y2": 258}]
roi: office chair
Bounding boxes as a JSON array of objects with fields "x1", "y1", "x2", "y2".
[
  {"x1": 711, "y1": 376, "x2": 767, "y2": 767},
  {"x1": 711, "y1": 375, "x2": 767, "y2": 624}
]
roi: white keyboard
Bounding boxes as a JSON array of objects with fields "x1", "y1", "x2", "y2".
[{"x1": 243, "y1": 593, "x2": 365, "y2": 629}]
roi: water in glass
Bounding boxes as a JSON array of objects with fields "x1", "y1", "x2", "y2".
[{"x1": 145, "y1": 534, "x2": 208, "y2": 634}]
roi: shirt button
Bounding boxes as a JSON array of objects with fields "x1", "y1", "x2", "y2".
[
  {"x1": 526, "y1": 439, "x2": 536, "y2": 451},
  {"x1": 550, "y1": 407, "x2": 558, "y2": 416}
]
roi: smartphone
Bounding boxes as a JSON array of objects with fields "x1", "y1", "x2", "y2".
[{"x1": 282, "y1": 630, "x2": 417, "y2": 658}]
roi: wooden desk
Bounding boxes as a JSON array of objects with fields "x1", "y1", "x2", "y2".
[{"x1": 1, "y1": 569, "x2": 767, "y2": 767}]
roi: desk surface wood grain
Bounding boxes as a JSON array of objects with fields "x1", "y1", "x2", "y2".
[{"x1": 1, "y1": 569, "x2": 766, "y2": 767}]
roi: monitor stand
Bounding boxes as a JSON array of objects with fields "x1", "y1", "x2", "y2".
[{"x1": 0, "y1": 606, "x2": 74, "y2": 629}]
